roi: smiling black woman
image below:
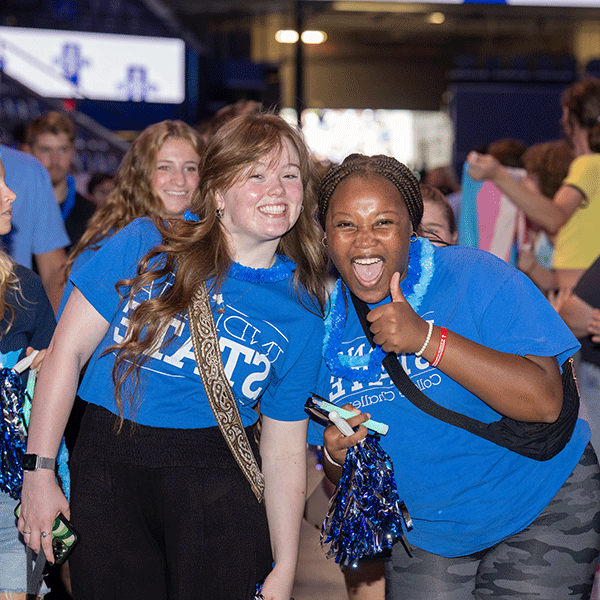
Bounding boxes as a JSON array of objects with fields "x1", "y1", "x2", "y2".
[{"x1": 310, "y1": 153, "x2": 600, "y2": 600}]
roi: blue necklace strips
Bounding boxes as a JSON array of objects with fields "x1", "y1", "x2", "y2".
[
  {"x1": 323, "y1": 237, "x2": 435, "y2": 383},
  {"x1": 184, "y1": 210, "x2": 295, "y2": 283},
  {"x1": 227, "y1": 256, "x2": 294, "y2": 283}
]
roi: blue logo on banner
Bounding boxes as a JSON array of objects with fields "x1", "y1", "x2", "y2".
[
  {"x1": 53, "y1": 43, "x2": 90, "y2": 87},
  {"x1": 117, "y1": 65, "x2": 158, "y2": 102}
]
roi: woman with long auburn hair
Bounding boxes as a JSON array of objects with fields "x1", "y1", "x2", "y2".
[{"x1": 18, "y1": 112, "x2": 327, "y2": 600}]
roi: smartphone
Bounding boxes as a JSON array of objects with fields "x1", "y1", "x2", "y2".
[{"x1": 14, "y1": 503, "x2": 80, "y2": 565}]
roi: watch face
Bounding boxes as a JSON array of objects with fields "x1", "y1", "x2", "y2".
[{"x1": 22, "y1": 454, "x2": 37, "y2": 470}]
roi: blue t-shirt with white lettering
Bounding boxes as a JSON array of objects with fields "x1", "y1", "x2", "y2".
[
  {"x1": 311, "y1": 242, "x2": 586, "y2": 558},
  {"x1": 72, "y1": 218, "x2": 323, "y2": 428}
]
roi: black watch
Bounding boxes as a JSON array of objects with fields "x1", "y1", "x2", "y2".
[{"x1": 22, "y1": 454, "x2": 56, "y2": 471}]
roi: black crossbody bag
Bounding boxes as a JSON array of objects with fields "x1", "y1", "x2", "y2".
[{"x1": 350, "y1": 291, "x2": 579, "y2": 461}]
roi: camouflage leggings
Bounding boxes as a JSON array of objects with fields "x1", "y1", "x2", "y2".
[{"x1": 386, "y1": 444, "x2": 600, "y2": 600}]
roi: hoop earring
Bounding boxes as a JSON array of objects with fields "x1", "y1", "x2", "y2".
[
  {"x1": 410, "y1": 231, "x2": 418, "y2": 242},
  {"x1": 321, "y1": 235, "x2": 328, "y2": 248},
  {"x1": 300, "y1": 206, "x2": 304, "y2": 213},
  {"x1": 216, "y1": 208, "x2": 224, "y2": 219}
]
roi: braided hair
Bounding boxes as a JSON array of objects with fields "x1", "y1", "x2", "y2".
[{"x1": 317, "y1": 154, "x2": 423, "y2": 231}]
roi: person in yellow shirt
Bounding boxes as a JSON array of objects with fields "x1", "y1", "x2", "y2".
[{"x1": 467, "y1": 77, "x2": 600, "y2": 290}]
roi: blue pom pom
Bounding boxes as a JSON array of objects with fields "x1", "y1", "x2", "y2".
[
  {"x1": 321, "y1": 436, "x2": 412, "y2": 566},
  {"x1": 0, "y1": 368, "x2": 29, "y2": 499}
]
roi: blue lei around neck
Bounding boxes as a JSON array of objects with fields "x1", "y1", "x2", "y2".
[
  {"x1": 323, "y1": 237, "x2": 435, "y2": 383},
  {"x1": 227, "y1": 256, "x2": 294, "y2": 283},
  {"x1": 184, "y1": 210, "x2": 294, "y2": 283}
]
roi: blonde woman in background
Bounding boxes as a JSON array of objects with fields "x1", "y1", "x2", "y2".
[{"x1": 0, "y1": 152, "x2": 56, "y2": 600}]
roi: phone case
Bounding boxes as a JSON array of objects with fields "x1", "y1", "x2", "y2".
[
  {"x1": 14, "y1": 503, "x2": 80, "y2": 565},
  {"x1": 51, "y1": 513, "x2": 79, "y2": 565}
]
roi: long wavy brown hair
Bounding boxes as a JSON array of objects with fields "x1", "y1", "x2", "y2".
[
  {"x1": 0, "y1": 250, "x2": 23, "y2": 335},
  {"x1": 108, "y1": 112, "x2": 328, "y2": 423},
  {"x1": 63, "y1": 120, "x2": 204, "y2": 282}
]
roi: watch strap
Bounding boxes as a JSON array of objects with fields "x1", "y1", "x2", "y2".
[
  {"x1": 36, "y1": 456, "x2": 56, "y2": 470},
  {"x1": 23, "y1": 454, "x2": 56, "y2": 471}
]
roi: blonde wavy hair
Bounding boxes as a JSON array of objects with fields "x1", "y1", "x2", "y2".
[
  {"x1": 107, "y1": 112, "x2": 328, "y2": 424},
  {"x1": 0, "y1": 251, "x2": 23, "y2": 335},
  {"x1": 63, "y1": 120, "x2": 204, "y2": 282}
]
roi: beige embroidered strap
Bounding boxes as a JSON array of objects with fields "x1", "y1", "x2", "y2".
[{"x1": 188, "y1": 282, "x2": 265, "y2": 502}]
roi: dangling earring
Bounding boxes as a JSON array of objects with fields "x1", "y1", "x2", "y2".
[
  {"x1": 216, "y1": 208, "x2": 224, "y2": 219},
  {"x1": 321, "y1": 235, "x2": 328, "y2": 248},
  {"x1": 410, "y1": 231, "x2": 418, "y2": 242}
]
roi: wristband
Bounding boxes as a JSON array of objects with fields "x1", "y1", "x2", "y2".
[
  {"x1": 430, "y1": 327, "x2": 448, "y2": 368},
  {"x1": 415, "y1": 320, "x2": 434, "y2": 357},
  {"x1": 323, "y1": 446, "x2": 343, "y2": 468}
]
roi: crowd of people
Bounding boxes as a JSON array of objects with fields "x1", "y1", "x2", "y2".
[{"x1": 0, "y1": 76, "x2": 599, "y2": 600}]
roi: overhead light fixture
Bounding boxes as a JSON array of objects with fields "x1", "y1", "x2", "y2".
[
  {"x1": 301, "y1": 30, "x2": 328, "y2": 44},
  {"x1": 275, "y1": 30, "x2": 300, "y2": 44},
  {"x1": 333, "y1": 1, "x2": 422, "y2": 13},
  {"x1": 275, "y1": 30, "x2": 327, "y2": 44},
  {"x1": 427, "y1": 12, "x2": 445, "y2": 24}
]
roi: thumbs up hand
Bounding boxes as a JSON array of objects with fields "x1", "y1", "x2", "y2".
[{"x1": 366, "y1": 272, "x2": 431, "y2": 354}]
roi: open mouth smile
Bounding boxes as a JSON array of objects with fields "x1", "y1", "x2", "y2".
[
  {"x1": 352, "y1": 256, "x2": 384, "y2": 285},
  {"x1": 259, "y1": 204, "x2": 286, "y2": 216}
]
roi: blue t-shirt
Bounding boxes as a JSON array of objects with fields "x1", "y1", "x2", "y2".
[
  {"x1": 58, "y1": 243, "x2": 105, "y2": 318},
  {"x1": 0, "y1": 264, "x2": 55, "y2": 370},
  {"x1": 71, "y1": 218, "x2": 323, "y2": 429},
  {"x1": 0, "y1": 145, "x2": 70, "y2": 268},
  {"x1": 311, "y1": 242, "x2": 585, "y2": 558}
]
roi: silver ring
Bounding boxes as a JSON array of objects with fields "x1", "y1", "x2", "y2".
[{"x1": 40, "y1": 531, "x2": 48, "y2": 538}]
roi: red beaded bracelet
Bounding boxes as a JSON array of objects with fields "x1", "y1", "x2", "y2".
[{"x1": 430, "y1": 327, "x2": 448, "y2": 368}]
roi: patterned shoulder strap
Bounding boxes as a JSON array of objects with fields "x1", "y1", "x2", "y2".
[{"x1": 188, "y1": 282, "x2": 265, "y2": 502}]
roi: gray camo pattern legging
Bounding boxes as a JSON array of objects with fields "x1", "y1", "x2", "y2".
[{"x1": 386, "y1": 444, "x2": 600, "y2": 600}]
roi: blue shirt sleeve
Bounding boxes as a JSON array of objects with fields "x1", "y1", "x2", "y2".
[
  {"x1": 1, "y1": 146, "x2": 70, "y2": 267},
  {"x1": 70, "y1": 219, "x2": 162, "y2": 323},
  {"x1": 58, "y1": 245, "x2": 105, "y2": 318},
  {"x1": 28, "y1": 161, "x2": 71, "y2": 255},
  {"x1": 259, "y1": 310, "x2": 324, "y2": 422}
]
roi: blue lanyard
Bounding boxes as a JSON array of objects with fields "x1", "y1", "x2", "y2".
[{"x1": 61, "y1": 174, "x2": 76, "y2": 221}]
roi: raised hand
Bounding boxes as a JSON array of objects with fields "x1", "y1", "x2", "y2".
[
  {"x1": 466, "y1": 151, "x2": 501, "y2": 182},
  {"x1": 366, "y1": 272, "x2": 430, "y2": 354}
]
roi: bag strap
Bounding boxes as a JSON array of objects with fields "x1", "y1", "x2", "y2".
[
  {"x1": 26, "y1": 545, "x2": 46, "y2": 600},
  {"x1": 349, "y1": 290, "x2": 495, "y2": 440},
  {"x1": 188, "y1": 282, "x2": 265, "y2": 502}
]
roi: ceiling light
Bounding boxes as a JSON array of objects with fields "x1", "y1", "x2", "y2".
[
  {"x1": 333, "y1": 1, "x2": 422, "y2": 13},
  {"x1": 276, "y1": 30, "x2": 300, "y2": 44},
  {"x1": 276, "y1": 30, "x2": 328, "y2": 44},
  {"x1": 427, "y1": 12, "x2": 446, "y2": 24},
  {"x1": 301, "y1": 31, "x2": 328, "y2": 44}
]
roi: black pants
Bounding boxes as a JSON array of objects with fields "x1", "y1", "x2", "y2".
[{"x1": 69, "y1": 404, "x2": 272, "y2": 600}]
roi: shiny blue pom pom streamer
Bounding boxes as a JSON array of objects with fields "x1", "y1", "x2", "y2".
[
  {"x1": 1, "y1": 358, "x2": 71, "y2": 501},
  {"x1": 320, "y1": 436, "x2": 412, "y2": 566},
  {"x1": 0, "y1": 367, "x2": 29, "y2": 499}
]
